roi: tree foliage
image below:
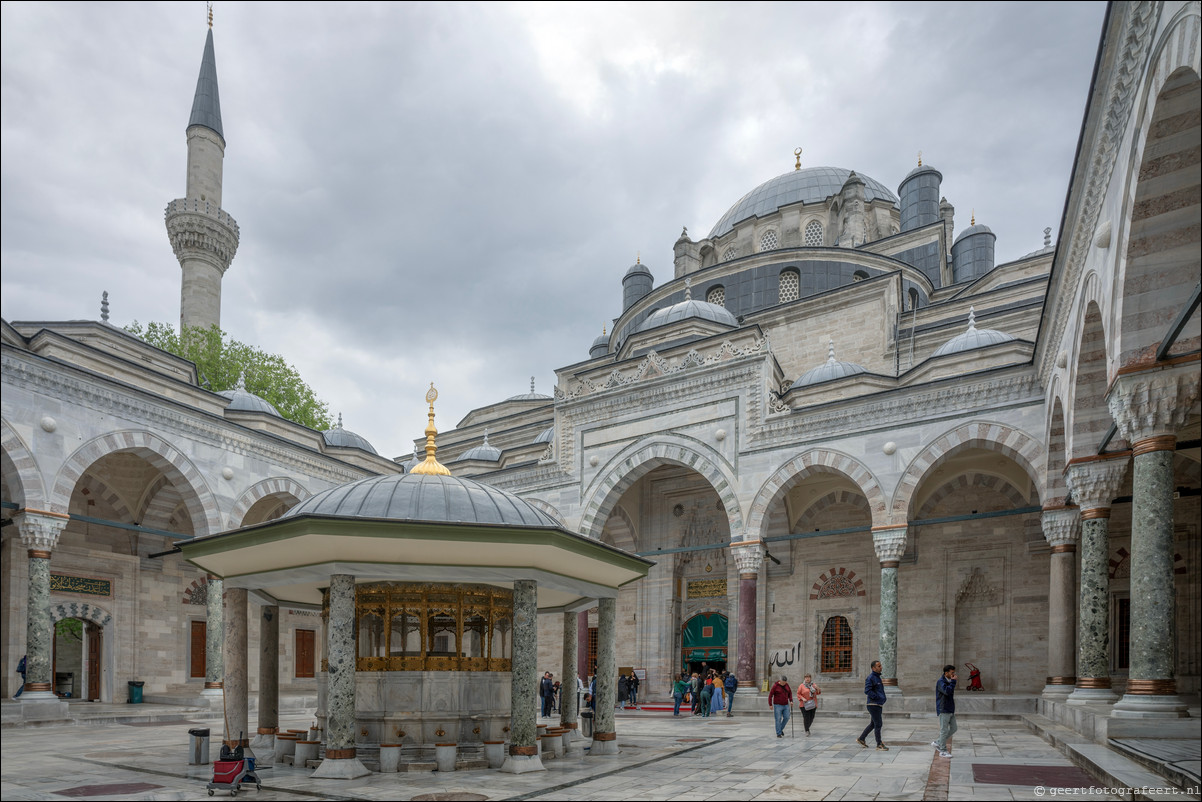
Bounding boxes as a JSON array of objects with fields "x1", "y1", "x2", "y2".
[{"x1": 126, "y1": 322, "x2": 332, "y2": 431}]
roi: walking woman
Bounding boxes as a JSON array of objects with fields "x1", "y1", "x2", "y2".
[{"x1": 798, "y1": 673, "x2": 821, "y2": 735}]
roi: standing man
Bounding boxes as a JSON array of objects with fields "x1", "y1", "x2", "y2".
[
  {"x1": 769, "y1": 675, "x2": 792, "y2": 738},
  {"x1": 856, "y1": 660, "x2": 888, "y2": 750},
  {"x1": 629, "y1": 671, "x2": 640, "y2": 708},
  {"x1": 690, "y1": 672, "x2": 702, "y2": 715},
  {"x1": 932, "y1": 664, "x2": 957, "y2": 757},
  {"x1": 540, "y1": 671, "x2": 555, "y2": 718},
  {"x1": 723, "y1": 670, "x2": 738, "y2": 717}
]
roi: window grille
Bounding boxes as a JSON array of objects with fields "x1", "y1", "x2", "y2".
[
  {"x1": 804, "y1": 220, "x2": 824, "y2": 247},
  {"x1": 779, "y1": 270, "x2": 799, "y2": 303},
  {"x1": 820, "y1": 615, "x2": 853, "y2": 673},
  {"x1": 707, "y1": 286, "x2": 725, "y2": 306},
  {"x1": 760, "y1": 230, "x2": 779, "y2": 251}
]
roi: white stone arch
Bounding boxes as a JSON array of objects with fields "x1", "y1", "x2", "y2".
[
  {"x1": 601, "y1": 503, "x2": 637, "y2": 551},
  {"x1": 52, "y1": 430, "x2": 222, "y2": 537},
  {"x1": 890, "y1": 420, "x2": 1045, "y2": 522},
  {"x1": 1110, "y1": 9, "x2": 1201, "y2": 368},
  {"x1": 228, "y1": 477, "x2": 311, "y2": 530},
  {"x1": 521, "y1": 496, "x2": 565, "y2": 527},
  {"x1": 578, "y1": 436, "x2": 742, "y2": 541},
  {"x1": 746, "y1": 448, "x2": 888, "y2": 540},
  {"x1": 1044, "y1": 376, "x2": 1071, "y2": 507},
  {"x1": 1, "y1": 418, "x2": 46, "y2": 510},
  {"x1": 49, "y1": 600, "x2": 115, "y2": 703}
]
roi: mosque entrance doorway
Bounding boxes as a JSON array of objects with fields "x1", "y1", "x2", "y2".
[
  {"x1": 52, "y1": 618, "x2": 101, "y2": 701},
  {"x1": 681, "y1": 612, "x2": 727, "y2": 675}
]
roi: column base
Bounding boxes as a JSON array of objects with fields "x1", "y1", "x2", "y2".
[
  {"x1": 1042, "y1": 683, "x2": 1075, "y2": 699},
  {"x1": 499, "y1": 754, "x2": 546, "y2": 774},
  {"x1": 1111, "y1": 693, "x2": 1190, "y2": 719},
  {"x1": 588, "y1": 734, "x2": 619, "y2": 756},
  {"x1": 18, "y1": 694, "x2": 69, "y2": 722},
  {"x1": 883, "y1": 683, "x2": 903, "y2": 699},
  {"x1": 1066, "y1": 686, "x2": 1119, "y2": 706},
  {"x1": 250, "y1": 733, "x2": 276, "y2": 750},
  {"x1": 310, "y1": 756, "x2": 371, "y2": 779}
]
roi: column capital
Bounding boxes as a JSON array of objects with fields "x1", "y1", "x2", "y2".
[
  {"x1": 871, "y1": 526, "x2": 906, "y2": 566},
  {"x1": 1107, "y1": 360, "x2": 1201, "y2": 448},
  {"x1": 13, "y1": 510, "x2": 69, "y2": 553},
  {"x1": 1065, "y1": 456, "x2": 1129, "y2": 513},
  {"x1": 1041, "y1": 506, "x2": 1080, "y2": 550},
  {"x1": 729, "y1": 540, "x2": 764, "y2": 575}
]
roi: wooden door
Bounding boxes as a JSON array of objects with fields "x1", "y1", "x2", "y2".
[
  {"x1": 295, "y1": 629, "x2": 315, "y2": 678},
  {"x1": 86, "y1": 623, "x2": 101, "y2": 700},
  {"x1": 190, "y1": 621, "x2": 207, "y2": 679}
]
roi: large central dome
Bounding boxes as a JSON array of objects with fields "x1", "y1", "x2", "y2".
[{"x1": 708, "y1": 166, "x2": 898, "y2": 239}]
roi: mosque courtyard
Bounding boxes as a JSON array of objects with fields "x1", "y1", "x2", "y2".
[{"x1": 3, "y1": 702, "x2": 1176, "y2": 801}]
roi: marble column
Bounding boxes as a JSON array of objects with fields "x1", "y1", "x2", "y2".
[
  {"x1": 501, "y1": 579, "x2": 544, "y2": 773},
  {"x1": 13, "y1": 511, "x2": 69, "y2": 705},
  {"x1": 872, "y1": 526, "x2": 906, "y2": 696},
  {"x1": 252, "y1": 604, "x2": 279, "y2": 751},
  {"x1": 312, "y1": 574, "x2": 369, "y2": 778},
  {"x1": 223, "y1": 587, "x2": 249, "y2": 749},
  {"x1": 731, "y1": 541, "x2": 764, "y2": 688},
  {"x1": 560, "y1": 611, "x2": 580, "y2": 741},
  {"x1": 1107, "y1": 363, "x2": 1199, "y2": 718},
  {"x1": 577, "y1": 611, "x2": 589, "y2": 681},
  {"x1": 1065, "y1": 457, "x2": 1128, "y2": 705},
  {"x1": 1041, "y1": 506, "x2": 1080, "y2": 698},
  {"x1": 203, "y1": 575, "x2": 224, "y2": 699},
  {"x1": 589, "y1": 596, "x2": 619, "y2": 756}
]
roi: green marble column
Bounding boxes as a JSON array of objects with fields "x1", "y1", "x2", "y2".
[
  {"x1": 223, "y1": 587, "x2": 249, "y2": 748},
  {"x1": 560, "y1": 611, "x2": 579, "y2": 740},
  {"x1": 1107, "y1": 364, "x2": 1198, "y2": 718},
  {"x1": 253, "y1": 604, "x2": 279, "y2": 751},
  {"x1": 1041, "y1": 507, "x2": 1079, "y2": 698},
  {"x1": 589, "y1": 596, "x2": 619, "y2": 756},
  {"x1": 311, "y1": 574, "x2": 369, "y2": 778},
  {"x1": 15, "y1": 511, "x2": 68, "y2": 702},
  {"x1": 1065, "y1": 458, "x2": 1127, "y2": 706},
  {"x1": 872, "y1": 527, "x2": 906, "y2": 695},
  {"x1": 501, "y1": 579, "x2": 544, "y2": 773},
  {"x1": 204, "y1": 576, "x2": 224, "y2": 696}
]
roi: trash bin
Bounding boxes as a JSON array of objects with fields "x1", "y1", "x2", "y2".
[
  {"x1": 127, "y1": 680, "x2": 144, "y2": 704},
  {"x1": 580, "y1": 710, "x2": 594, "y2": 738},
  {"x1": 188, "y1": 727, "x2": 211, "y2": 765}
]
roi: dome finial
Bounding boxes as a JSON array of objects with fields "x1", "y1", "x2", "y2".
[
  {"x1": 207, "y1": 1, "x2": 213, "y2": 28},
  {"x1": 337, "y1": 412, "x2": 343, "y2": 429},
  {"x1": 602, "y1": 323, "x2": 607, "y2": 336},
  {"x1": 1043, "y1": 226, "x2": 1052, "y2": 247},
  {"x1": 794, "y1": 147, "x2": 803, "y2": 171},
  {"x1": 483, "y1": 428, "x2": 490, "y2": 446},
  {"x1": 410, "y1": 383, "x2": 451, "y2": 475},
  {"x1": 236, "y1": 369, "x2": 246, "y2": 391},
  {"x1": 917, "y1": 150, "x2": 922, "y2": 167},
  {"x1": 971, "y1": 209, "x2": 976, "y2": 226},
  {"x1": 530, "y1": 376, "x2": 536, "y2": 394},
  {"x1": 827, "y1": 339, "x2": 837, "y2": 363},
  {"x1": 967, "y1": 306, "x2": 977, "y2": 330},
  {"x1": 100, "y1": 290, "x2": 110, "y2": 323},
  {"x1": 636, "y1": 251, "x2": 641, "y2": 265},
  {"x1": 684, "y1": 277, "x2": 693, "y2": 301}
]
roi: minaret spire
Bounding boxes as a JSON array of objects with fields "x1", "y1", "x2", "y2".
[{"x1": 166, "y1": 20, "x2": 239, "y2": 332}]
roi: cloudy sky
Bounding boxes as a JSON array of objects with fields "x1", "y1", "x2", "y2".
[{"x1": 1, "y1": 1, "x2": 1106, "y2": 459}]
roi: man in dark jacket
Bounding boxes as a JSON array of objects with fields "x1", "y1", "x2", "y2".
[
  {"x1": 769, "y1": 675, "x2": 792, "y2": 737},
  {"x1": 540, "y1": 672, "x2": 555, "y2": 718},
  {"x1": 723, "y1": 671, "x2": 738, "y2": 717},
  {"x1": 931, "y1": 664, "x2": 957, "y2": 757},
  {"x1": 856, "y1": 660, "x2": 888, "y2": 750}
]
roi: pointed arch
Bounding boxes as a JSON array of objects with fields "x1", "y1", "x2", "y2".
[
  {"x1": 601, "y1": 503, "x2": 637, "y2": 551},
  {"x1": 228, "y1": 477, "x2": 311, "y2": 529},
  {"x1": 577, "y1": 436, "x2": 741, "y2": 541},
  {"x1": 746, "y1": 449, "x2": 887, "y2": 540},
  {"x1": 53, "y1": 430, "x2": 222, "y2": 536},
  {"x1": 1, "y1": 418, "x2": 46, "y2": 510},
  {"x1": 889, "y1": 421, "x2": 1045, "y2": 521}
]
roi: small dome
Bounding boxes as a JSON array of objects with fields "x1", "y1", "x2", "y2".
[
  {"x1": 900, "y1": 162, "x2": 943, "y2": 185},
  {"x1": 457, "y1": 431, "x2": 501, "y2": 462},
  {"x1": 534, "y1": 426, "x2": 554, "y2": 445},
  {"x1": 400, "y1": 445, "x2": 423, "y2": 473},
  {"x1": 636, "y1": 280, "x2": 737, "y2": 333},
  {"x1": 953, "y1": 222, "x2": 995, "y2": 244},
  {"x1": 624, "y1": 259, "x2": 652, "y2": 279},
  {"x1": 932, "y1": 307, "x2": 1015, "y2": 357},
  {"x1": 590, "y1": 331, "x2": 609, "y2": 358},
  {"x1": 790, "y1": 341, "x2": 867, "y2": 390},
  {"x1": 283, "y1": 472, "x2": 559, "y2": 528},
  {"x1": 507, "y1": 377, "x2": 552, "y2": 402},
  {"x1": 218, "y1": 373, "x2": 281, "y2": 417},
  {"x1": 709, "y1": 166, "x2": 898, "y2": 239},
  {"x1": 323, "y1": 414, "x2": 378, "y2": 455}
]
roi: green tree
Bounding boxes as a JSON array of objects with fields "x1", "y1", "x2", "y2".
[{"x1": 126, "y1": 322, "x2": 332, "y2": 431}]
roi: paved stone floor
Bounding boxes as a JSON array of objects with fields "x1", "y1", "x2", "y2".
[{"x1": 0, "y1": 710, "x2": 1140, "y2": 801}]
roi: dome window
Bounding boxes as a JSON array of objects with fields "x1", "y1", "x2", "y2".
[
  {"x1": 853, "y1": 270, "x2": 869, "y2": 282},
  {"x1": 722, "y1": 245, "x2": 739, "y2": 262},
  {"x1": 759, "y1": 230, "x2": 779, "y2": 251},
  {"x1": 804, "y1": 220, "x2": 824, "y2": 247},
  {"x1": 706, "y1": 285, "x2": 726, "y2": 306},
  {"x1": 779, "y1": 269, "x2": 800, "y2": 303}
]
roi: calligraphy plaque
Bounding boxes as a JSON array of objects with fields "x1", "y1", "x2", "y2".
[
  {"x1": 51, "y1": 573, "x2": 112, "y2": 597},
  {"x1": 687, "y1": 578, "x2": 727, "y2": 598}
]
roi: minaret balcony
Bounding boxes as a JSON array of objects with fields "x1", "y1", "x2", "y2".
[{"x1": 165, "y1": 198, "x2": 240, "y2": 273}]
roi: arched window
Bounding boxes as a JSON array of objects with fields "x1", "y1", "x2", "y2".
[
  {"x1": 852, "y1": 270, "x2": 869, "y2": 282},
  {"x1": 759, "y1": 230, "x2": 779, "y2": 251},
  {"x1": 820, "y1": 615, "x2": 853, "y2": 673},
  {"x1": 907, "y1": 287, "x2": 920, "y2": 311},
  {"x1": 707, "y1": 286, "x2": 726, "y2": 306},
  {"x1": 722, "y1": 245, "x2": 739, "y2": 262},
  {"x1": 779, "y1": 269, "x2": 800, "y2": 303},
  {"x1": 804, "y1": 220, "x2": 824, "y2": 247}
]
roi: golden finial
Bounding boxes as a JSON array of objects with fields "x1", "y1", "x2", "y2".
[
  {"x1": 602, "y1": 324, "x2": 607, "y2": 336},
  {"x1": 971, "y1": 209, "x2": 976, "y2": 226},
  {"x1": 207, "y1": 2, "x2": 213, "y2": 28},
  {"x1": 794, "y1": 147, "x2": 803, "y2": 171},
  {"x1": 917, "y1": 150, "x2": 922, "y2": 167},
  {"x1": 636, "y1": 252, "x2": 641, "y2": 264},
  {"x1": 410, "y1": 383, "x2": 450, "y2": 476}
]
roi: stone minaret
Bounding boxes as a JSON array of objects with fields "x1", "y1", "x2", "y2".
[{"x1": 166, "y1": 21, "x2": 239, "y2": 332}]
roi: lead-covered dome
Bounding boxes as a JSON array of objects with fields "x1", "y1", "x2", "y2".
[
  {"x1": 283, "y1": 472, "x2": 559, "y2": 528},
  {"x1": 709, "y1": 166, "x2": 899, "y2": 239},
  {"x1": 790, "y1": 341, "x2": 867, "y2": 389},
  {"x1": 932, "y1": 307, "x2": 1015, "y2": 357},
  {"x1": 637, "y1": 281, "x2": 738, "y2": 333},
  {"x1": 506, "y1": 377, "x2": 551, "y2": 401},
  {"x1": 218, "y1": 373, "x2": 281, "y2": 417},
  {"x1": 457, "y1": 431, "x2": 501, "y2": 462},
  {"x1": 323, "y1": 414, "x2": 378, "y2": 455}
]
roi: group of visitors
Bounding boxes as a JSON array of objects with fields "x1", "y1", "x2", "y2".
[
  {"x1": 767, "y1": 672, "x2": 821, "y2": 737},
  {"x1": 669, "y1": 669, "x2": 739, "y2": 717}
]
